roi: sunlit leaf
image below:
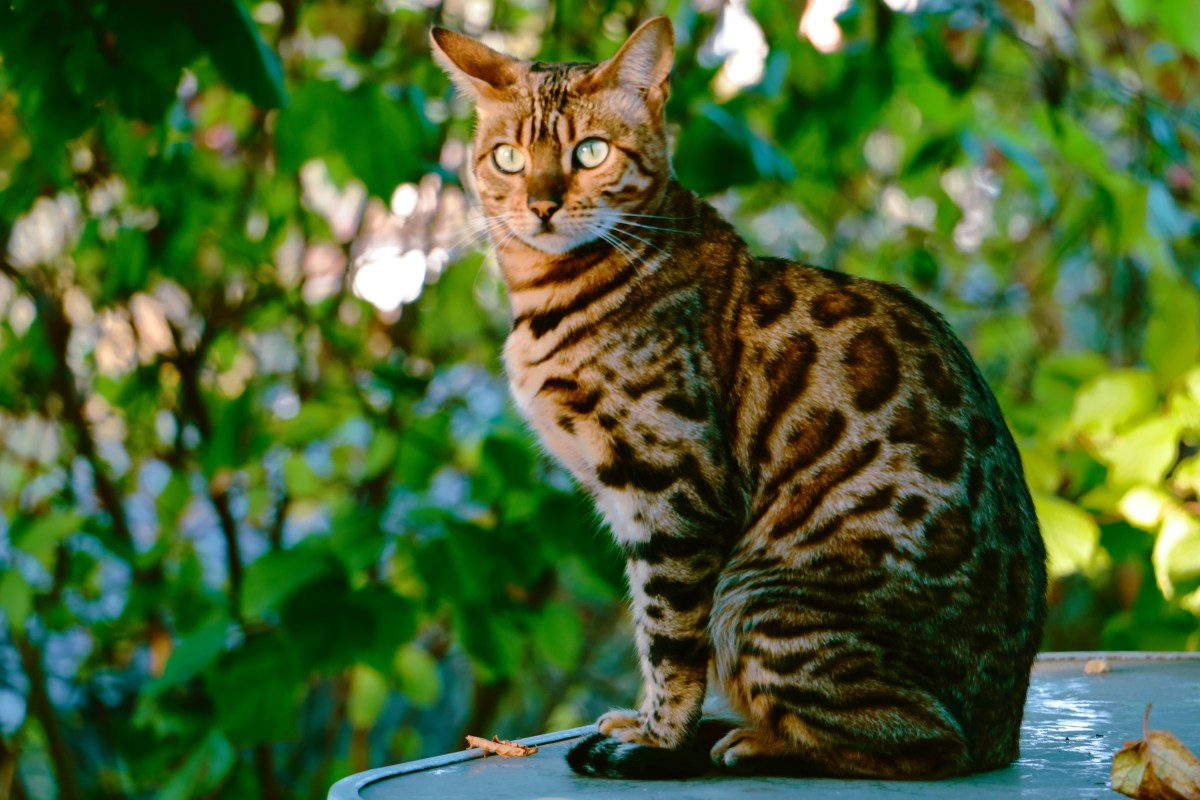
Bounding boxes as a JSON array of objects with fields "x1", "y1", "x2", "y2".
[
  {"x1": 1144, "y1": 271, "x2": 1200, "y2": 391},
  {"x1": 1153, "y1": 510, "x2": 1200, "y2": 601},
  {"x1": 1098, "y1": 416, "x2": 1183, "y2": 488},
  {"x1": 1156, "y1": 0, "x2": 1200, "y2": 59},
  {"x1": 348, "y1": 664, "x2": 389, "y2": 729},
  {"x1": 1112, "y1": 704, "x2": 1200, "y2": 799},
  {"x1": 1071, "y1": 370, "x2": 1159, "y2": 439},
  {"x1": 1034, "y1": 493, "x2": 1101, "y2": 577},
  {"x1": 394, "y1": 643, "x2": 441, "y2": 708}
]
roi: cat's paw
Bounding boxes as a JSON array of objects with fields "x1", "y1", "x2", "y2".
[
  {"x1": 710, "y1": 728, "x2": 787, "y2": 771},
  {"x1": 596, "y1": 709, "x2": 643, "y2": 735}
]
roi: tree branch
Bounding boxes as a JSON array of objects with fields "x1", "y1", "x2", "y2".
[{"x1": 15, "y1": 634, "x2": 83, "y2": 800}]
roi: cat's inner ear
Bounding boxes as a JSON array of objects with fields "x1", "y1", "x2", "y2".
[
  {"x1": 589, "y1": 16, "x2": 674, "y2": 103},
  {"x1": 430, "y1": 28, "x2": 523, "y2": 102}
]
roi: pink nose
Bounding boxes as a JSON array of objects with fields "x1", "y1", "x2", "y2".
[{"x1": 528, "y1": 199, "x2": 559, "y2": 222}]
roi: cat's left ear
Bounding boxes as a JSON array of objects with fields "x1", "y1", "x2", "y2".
[
  {"x1": 588, "y1": 16, "x2": 674, "y2": 106},
  {"x1": 430, "y1": 27, "x2": 524, "y2": 103}
]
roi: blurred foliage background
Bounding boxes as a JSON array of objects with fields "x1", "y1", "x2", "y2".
[{"x1": 0, "y1": 0, "x2": 1198, "y2": 797}]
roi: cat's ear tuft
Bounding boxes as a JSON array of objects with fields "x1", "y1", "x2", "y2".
[
  {"x1": 592, "y1": 16, "x2": 674, "y2": 102},
  {"x1": 430, "y1": 27, "x2": 523, "y2": 102}
]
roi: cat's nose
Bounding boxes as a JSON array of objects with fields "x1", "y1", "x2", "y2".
[{"x1": 528, "y1": 199, "x2": 560, "y2": 223}]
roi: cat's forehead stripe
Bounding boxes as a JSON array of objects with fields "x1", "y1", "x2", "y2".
[{"x1": 530, "y1": 70, "x2": 574, "y2": 143}]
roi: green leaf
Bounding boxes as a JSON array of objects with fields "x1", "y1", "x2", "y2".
[
  {"x1": 241, "y1": 547, "x2": 338, "y2": 618},
  {"x1": 456, "y1": 607, "x2": 525, "y2": 681},
  {"x1": 0, "y1": 569, "x2": 32, "y2": 633},
  {"x1": 347, "y1": 664, "x2": 389, "y2": 728},
  {"x1": 275, "y1": 82, "x2": 428, "y2": 199},
  {"x1": 395, "y1": 414, "x2": 451, "y2": 490},
  {"x1": 208, "y1": 631, "x2": 301, "y2": 745},
  {"x1": 147, "y1": 613, "x2": 232, "y2": 696},
  {"x1": 1111, "y1": 0, "x2": 1151, "y2": 25},
  {"x1": 159, "y1": 730, "x2": 236, "y2": 800},
  {"x1": 394, "y1": 644, "x2": 441, "y2": 708},
  {"x1": 202, "y1": 390, "x2": 266, "y2": 475},
  {"x1": 1033, "y1": 493, "x2": 1101, "y2": 578},
  {"x1": 1118, "y1": 486, "x2": 1176, "y2": 530},
  {"x1": 11, "y1": 513, "x2": 83, "y2": 566},
  {"x1": 1144, "y1": 271, "x2": 1200, "y2": 391},
  {"x1": 1153, "y1": 510, "x2": 1200, "y2": 601},
  {"x1": 532, "y1": 602, "x2": 584, "y2": 671},
  {"x1": 364, "y1": 430, "x2": 399, "y2": 478},
  {"x1": 277, "y1": 401, "x2": 347, "y2": 446},
  {"x1": 1157, "y1": 0, "x2": 1200, "y2": 58},
  {"x1": 1098, "y1": 415, "x2": 1183, "y2": 487},
  {"x1": 350, "y1": 585, "x2": 419, "y2": 671},
  {"x1": 186, "y1": 0, "x2": 287, "y2": 109},
  {"x1": 103, "y1": 1, "x2": 200, "y2": 121},
  {"x1": 1070, "y1": 369, "x2": 1158, "y2": 438},
  {"x1": 278, "y1": 572, "x2": 377, "y2": 674},
  {"x1": 283, "y1": 453, "x2": 322, "y2": 497}
]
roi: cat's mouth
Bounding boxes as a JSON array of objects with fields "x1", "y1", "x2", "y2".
[{"x1": 515, "y1": 222, "x2": 598, "y2": 256}]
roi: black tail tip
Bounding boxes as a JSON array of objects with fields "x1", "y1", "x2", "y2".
[{"x1": 566, "y1": 732, "x2": 712, "y2": 780}]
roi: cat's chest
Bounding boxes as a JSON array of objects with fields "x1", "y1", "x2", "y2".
[
  {"x1": 503, "y1": 330, "x2": 605, "y2": 476},
  {"x1": 503, "y1": 322, "x2": 691, "y2": 483}
]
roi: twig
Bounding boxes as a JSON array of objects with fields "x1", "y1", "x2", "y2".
[
  {"x1": 254, "y1": 744, "x2": 279, "y2": 800},
  {"x1": 465, "y1": 736, "x2": 539, "y2": 757}
]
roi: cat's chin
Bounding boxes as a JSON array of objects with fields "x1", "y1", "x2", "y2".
[{"x1": 518, "y1": 231, "x2": 597, "y2": 256}]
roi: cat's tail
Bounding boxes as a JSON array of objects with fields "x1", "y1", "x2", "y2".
[{"x1": 565, "y1": 720, "x2": 735, "y2": 780}]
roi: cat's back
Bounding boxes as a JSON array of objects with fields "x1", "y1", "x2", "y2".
[{"x1": 729, "y1": 256, "x2": 1033, "y2": 530}]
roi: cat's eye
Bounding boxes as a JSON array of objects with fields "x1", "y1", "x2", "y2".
[
  {"x1": 492, "y1": 145, "x2": 525, "y2": 174},
  {"x1": 574, "y1": 138, "x2": 610, "y2": 169}
]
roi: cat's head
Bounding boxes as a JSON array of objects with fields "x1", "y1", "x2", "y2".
[{"x1": 431, "y1": 18, "x2": 674, "y2": 257}]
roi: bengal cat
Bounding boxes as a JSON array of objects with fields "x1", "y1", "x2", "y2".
[{"x1": 431, "y1": 17, "x2": 1047, "y2": 780}]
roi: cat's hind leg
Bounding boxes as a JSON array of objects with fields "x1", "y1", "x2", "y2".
[
  {"x1": 709, "y1": 569, "x2": 973, "y2": 778},
  {"x1": 708, "y1": 698, "x2": 972, "y2": 779}
]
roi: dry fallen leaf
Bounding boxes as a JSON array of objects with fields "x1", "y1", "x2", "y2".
[
  {"x1": 465, "y1": 735, "x2": 539, "y2": 757},
  {"x1": 1111, "y1": 704, "x2": 1200, "y2": 800},
  {"x1": 1085, "y1": 658, "x2": 1111, "y2": 675}
]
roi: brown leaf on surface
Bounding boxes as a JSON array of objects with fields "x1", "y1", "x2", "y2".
[
  {"x1": 465, "y1": 735, "x2": 539, "y2": 757},
  {"x1": 1085, "y1": 658, "x2": 1111, "y2": 675},
  {"x1": 1111, "y1": 704, "x2": 1200, "y2": 800}
]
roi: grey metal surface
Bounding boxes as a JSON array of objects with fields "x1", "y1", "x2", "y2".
[{"x1": 330, "y1": 653, "x2": 1200, "y2": 800}]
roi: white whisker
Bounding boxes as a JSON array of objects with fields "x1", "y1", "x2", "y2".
[
  {"x1": 608, "y1": 224, "x2": 668, "y2": 257},
  {"x1": 607, "y1": 213, "x2": 694, "y2": 221},
  {"x1": 609, "y1": 218, "x2": 699, "y2": 235}
]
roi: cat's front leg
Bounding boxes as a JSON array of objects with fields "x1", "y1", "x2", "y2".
[
  {"x1": 609, "y1": 555, "x2": 716, "y2": 749},
  {"x1": 595, "y1": 486, "x2": 730, "y2": 750}
]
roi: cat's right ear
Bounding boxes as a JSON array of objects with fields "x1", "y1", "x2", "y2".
[
  {"x1": 429, "y1": 28, "x2": 523, "y2": 102},
  {"x1": 586, "y1": 16, "x2": 674, "y2": 107}
]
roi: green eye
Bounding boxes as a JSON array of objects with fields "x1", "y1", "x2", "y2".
[
  {"x1": 493, "y1": 145, "x2": 525, "y2": 174},
  {"x1": 575, "y1": 138, "x2": 610, "y2": 169}
]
